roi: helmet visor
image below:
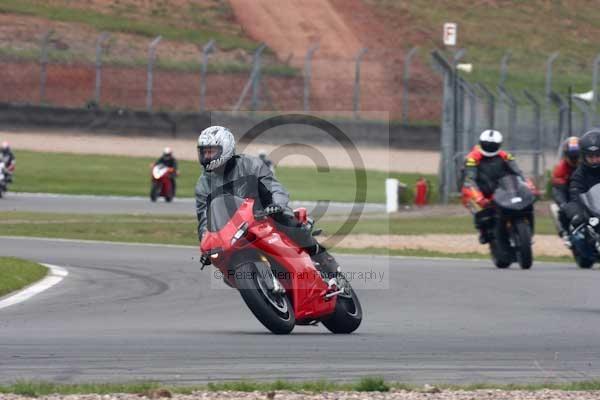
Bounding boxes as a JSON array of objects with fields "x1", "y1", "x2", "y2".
[
  {"x1": 585, "y1": 152, "x2": 600, "y2": 168},
  {"x1": 198, "y1": 145, "x2": 223, "y2": 166},
  {"x1": 480, "y1": 141, "x2": 501, "y2": 155}
]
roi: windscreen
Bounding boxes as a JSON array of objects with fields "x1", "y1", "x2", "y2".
[
  {"x1": 207, "y1": 194, "x2": 245, "y2": 232},
  {"x1": 205, "y1": 176, "x2": 261, "y2": 232},
  {"x1": 581, "y1": 183, "x2": 600, "y2": 216}
]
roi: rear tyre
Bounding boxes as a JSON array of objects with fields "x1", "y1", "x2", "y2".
[
  {"x1": 515, "y1": 220, "x2": 533, "y2": 269},
  {"x1": 150, "y1": 182, "x2": 160, "y2": 202},
  {"x1": 235, "y1": 262, "x2": 295, "y2": 334},
  {"x1": 322, "y1": 277, "x2": 362, "y2": 334}
]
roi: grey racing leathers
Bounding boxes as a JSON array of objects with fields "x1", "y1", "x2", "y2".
[{"x1": 195, "y1": 154, "x2": 320, "y2": 256}]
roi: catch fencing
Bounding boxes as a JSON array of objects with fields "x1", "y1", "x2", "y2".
[
  {"x1": 0, "y1": 30, "x2": 440, "y2": 122},
  {"x1": 432, "y1": 50, "x2": 600, "y2": 204}
]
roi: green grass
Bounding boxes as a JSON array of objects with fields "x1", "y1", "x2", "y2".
[
  {"x1": 0, "y1": 211, "x2": 558, "y2": 243},
  {"x1": 0, "y1": 46, "x2": 299, "y2": 77},
  {"x1": 3, "y1": 378, "x2": 600, "y2": 396},
  {"x1": 10, "y1": 150, "x2": 437, "y2": 203},
  {"x1": 0, "y1": 0, "x2": 257, "y2": 51},
  {"x1": 0, "y1": 257, "x2": 47, "y2": 297},
  {"x1": 370, "y1": 0, "x2": 600, "y2": 99}
]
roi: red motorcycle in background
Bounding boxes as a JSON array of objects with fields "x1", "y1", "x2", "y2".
[
  {"x1": 150, "y1": 164, "x2": 175, "y2": 202},
  {"x1": 200, "y1": 179, "x2": 362, "y2": 334}
]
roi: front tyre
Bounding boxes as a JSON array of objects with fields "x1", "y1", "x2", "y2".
[
  {"x1": 574, "y1": 253, "x2": 594, "y2": 269},
  {"x1": 150, "y1": 182, "x2": 160, "y2": 202},
  {"x1": 235, "y1": 262, "x2": 295, "y2": 334},
  {"x1": 514, "y1": 220, "x2": 533, "y2": 269},
  {"x1": 490, "y1": 236, "x2": 511, "y2": 269},
  {"x1": 322, "y1": 276, "x2": 362, "y2": 334}
]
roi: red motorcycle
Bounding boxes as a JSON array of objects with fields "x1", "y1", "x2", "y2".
[
  {"x1": 200, "y1": 185, "x2": 362, "y2": 334},
  {"x1": 150, "y1": 164, "x2": 175, "y2": 202}
]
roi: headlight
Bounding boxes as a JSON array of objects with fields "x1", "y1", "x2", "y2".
[
  {"x1": 589, "y1": 217, "x2": 599, "y2": 227},
  {"x1": 231, "y1": 222, "x2": 249, "y2": 245}
]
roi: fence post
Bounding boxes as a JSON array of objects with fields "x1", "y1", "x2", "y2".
[
  {"x1": 545, "y1": 52, "x2": 559, "y2": 101},
  {"x1": 353, "y1": 47, "x2": 368, "y2": 119},
  {"x1": 476, "y1": 83, "x2": 495, "y2": 129},
  {"x1": 233, "y1": 43, "x2": 266, "y2": 112},
  {"x1": 250, "y1": 44, "x2": 266, "y2": 112},
  {"x1": 498, "y1": 86, "x2": 517, "y2": 151},
  {"x1": 199, "y1": 39, "x2": 216, "y2": 112},
  {"x1": 94, "y1": 32, "x2": 110, "y2": 105},
  {"x1": 303, "y1": 43, "x2": 319, "y2": 112},
  {"x1": 402, "y1": 46, "x2": 418, "y2": 124},
  {"x1": 146, "y1": 35, "x2": 162, "y2": 112},
  {"x1": 549, "y1": 91, "x2": 569, "y2": 155},
  {"x1": 459, "y1": 79, "x2": 476, "y2": 153},
  {"x1": 523, "y1": 90, "x2": 542, "y2": 185},
  {"x1": 499, "y1": 50, "x2": 511, "y2": 89},
  {"x1": 592, "y1": 53, "x2": 600, "y2": 124},
  {"x1": 452, "y1": 49, "x2": 466, "y2": 160},
  {"x1": 39, "y1": 30, "x2": 54, "y2": 105},
  {"x1": 573, "y1": 97, "x2": 591, "y2": 133},
  {"x1": 431, "y1": 50, "x2": 455, "y2": 204}
]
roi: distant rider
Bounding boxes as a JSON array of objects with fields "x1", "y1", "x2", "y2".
[
  {"x1": 551, "y1": 136, "x2": 580, "y2": 240},
  {"x1": 565, "y1": 129, "x2": 600, "y2": 229},
  {"x1": 154, "y1": 147, "x2": 178, "y2": 195},
  {"x1": 195, "y1": 126, "x2": 338, "y2": 274},
  {"x1": 258, "y1": 150, "x2": 275, "y2": 174},
  {"x1": 1, "y1": 141, "x2": 15, "y2": 182},
  {"x1": 461, "y1": 130, "x2": 525, "y2": 244}
]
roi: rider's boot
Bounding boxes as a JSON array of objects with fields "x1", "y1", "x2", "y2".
[{"x1": 310, "y1": 244, "x2": 339, "y2": 279}]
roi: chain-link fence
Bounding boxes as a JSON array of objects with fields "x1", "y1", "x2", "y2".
[
  {"x1": 432, "y1": 50, "x2": 600, "y2": 204},
  {"x1": 0, "y1": 30, "x2": 443, "y2": 122}
]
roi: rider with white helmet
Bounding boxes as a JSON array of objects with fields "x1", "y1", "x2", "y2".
[
  {"x1": 195, "y1": 126, "x2": 336, "y2": 273},
  {"x1": 461, "y1": 129, "x2": 525, "y2": 244},
  {"x1": 0, "y1": 141, "x2": 15, "y2": 182},
  {"x1": 154, "y1": 146, "x2": 178, "y2": 194}
]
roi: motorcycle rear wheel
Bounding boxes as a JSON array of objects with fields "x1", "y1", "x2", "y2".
[
  {"x1": 235, "y1": 262, "x2": 295, "y2": 334},
  {"x1": 322, "y1": 277, "x2": 362, "y2": 334}
]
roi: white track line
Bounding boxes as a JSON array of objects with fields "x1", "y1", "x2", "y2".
[{"x1": 0, "y1": 263, "x2": 68, "y2": 310}]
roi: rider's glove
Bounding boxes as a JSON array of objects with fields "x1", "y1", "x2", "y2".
[
  {"x1": 570, "y1": 213, "x2": 585, "y2": 228},
  {"x1": 264, "y1": 203, "x2": 284, "y2": 215},
  {"x1": 476, "y1": 196, "x2": 490, "y2": 209},
  {"x1": 200, "y1": 253, "x2": 211, "y2": 266}
]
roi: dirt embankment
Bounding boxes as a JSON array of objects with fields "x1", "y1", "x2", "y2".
[{"x1": 228, "y1": 0, "x2": 441, "y2": 120}]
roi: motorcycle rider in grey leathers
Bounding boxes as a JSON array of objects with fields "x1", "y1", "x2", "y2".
[{"x1": 195, "y1": 126, "x2": 338, "y2": 275}]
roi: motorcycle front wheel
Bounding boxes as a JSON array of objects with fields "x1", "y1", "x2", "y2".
[
  {"x1": 514, "y1": 219, "x2": 533, "y2": 269},
  {"x1": 235, "y1": 262, "x2": 295, "y2": 334},
  {"x1": 322, "y1": 275, "x2": 362, "y2": 334},
  {"x1": 150, "y1": 182, "x2": 160, "y2": 202}
]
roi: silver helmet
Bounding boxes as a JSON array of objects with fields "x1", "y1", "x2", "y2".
[{"x1": 197, "y1": 126, "x2": 235, "y2": 171}]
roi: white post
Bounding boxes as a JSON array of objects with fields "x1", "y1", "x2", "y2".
[{"x1": 386, "y1": 178, "x2": 399, "y2": 213}]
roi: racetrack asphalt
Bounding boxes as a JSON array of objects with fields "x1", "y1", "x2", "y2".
[
  {"x1": 0, "y1": 193, "x2": 385, "y2": 216},
  {"x1": 1, "y1": 237, "x2": 600, "y2": 384}
]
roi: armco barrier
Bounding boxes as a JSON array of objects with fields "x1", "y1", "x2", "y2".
[{"x1": 0, "y1": 103, "x2": 440, "y2": 150}]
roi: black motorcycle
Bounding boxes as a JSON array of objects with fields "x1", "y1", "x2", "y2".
[
  {"x1": 568, "y1": 183, "x2": 600, "y2": 269},
  {"x1": 482, "y1": 175, "x2": 537, "y2": 269}
]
